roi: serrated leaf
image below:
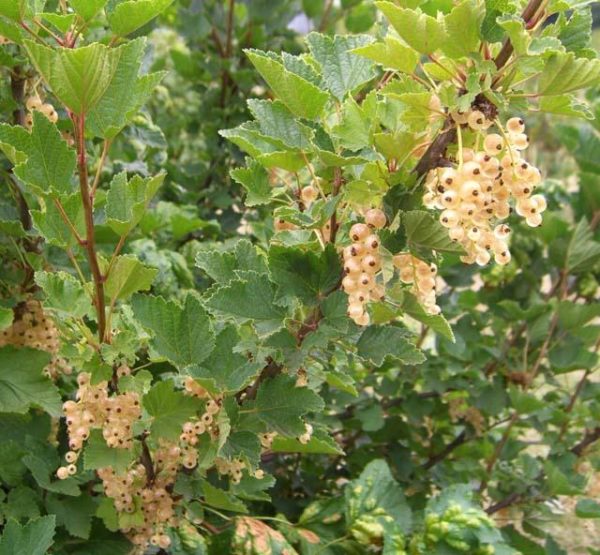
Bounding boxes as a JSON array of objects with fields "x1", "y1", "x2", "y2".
[
  {"x1": 306, "y1": 33, "x2": 376, "y2": 100},
  {"x1": 0, "y1": 122, "x2": 31, "y2": 165},
  {"x1": 132, "y1": 293, "x2": 215, "y2": 368},
  {"x1": 143, "y1": 380, "x2": 203, "y2": 441},
  {"x1": 35, "y1": 271, "x2": 92, "y2": 319},
  {"x1": 539, "y1": 94, "x2": 594, "y2": 119},
  {"x1": 352, "y1": 36, "x2": 419, "y2": 73},
  {"x1": 13, "y1": 113, "x2": 76, "y2": 197},
  {"x1": 268, "y1": 244, "x2": 342, "y2": 306},
  {"x1": 205, "y1": 271, "x2": 286, "y2": 336},
  {"x1": 22, "y1": 454, "x2": 80, "y2": 496},
  {"x1": 189, "y1": 325, "x2": 262, "y2": 394},
  {"x1": 69, "y1": 0, "x2": 108, "y2": 21},
  {"x1": 220, "y1": 431, "x2": 262, "y2": 467},
  {"x1": 41, "y1": 13, "x2": 76, "y2": 33},
  {"x1": 24, "y1": 40, "x2": 121, "y2": 114},
  {"x1": 0, "y1": 516, "x2": 55, "y2": 555},
  {"x1": 202, "y1": 481, "x2": 248, "y2": 513},
  {"x1": 403, "y1": 210, "x2": 465, "y2": 254},
  {"x1": 230, "y1": 161, "x2": 273, "y2": 207},
  {"x1": 107, "y1": 0, "x2": 174, "y2": 36},
  {"x1": 331, "y1": 96, "x2": 373, "y2": 151},
  {"x1": 376, "y1": 2, "x2": 446, "y2": 54},
  {"x1": 245, "y1": 49, "x2": 329, "y2": 119},
  {"x1": 557, "y1": 8, "x2": 592, "y2": 54},
  {"x1": 538, "y1": 52, "x2": 600, "y2": 96},
  {"x1": 357, "y1": 326, "x2": 425, "y2": 366},
  {"x1": 481, "y1": 0, "x2": 518, "y2": 42},
  {"x1": 0, "y1": 347, "x2": 61, "y2": 416},
  {"x1": 104, "y1": 255, "x2": 157, "y2": 302},
  {"x1": 345, "y1": 459, "x2": 411, "y2": 533},
  {"x1": 87, "y1": 38, "x2": 165, "y2": 139},
  {"x1": 83, "y1": 430, "x2": 135, "y2": 473},
  {"x1": 401, "y1": 292, "x2": 454, "y2": 341},
  {"x1": 565, "y1": 218, "x2": 600, "y2": 273},
  {"x1": 244, "y1": 375, "x2": 324, "y2": 437},
  {"x1": 442, "y1": 0, "x2": 484, "y2": 58},
  {"x1": 272, "y1": 428, "x2": 343, "y2": 455},
  {"x1": 497, "y1": 14, "x2": 531, "y2": 55},
  {"x1": 247, "y1": 99, "x2": 313, "y2": 150},
  {"x1": 0, "y1": 0, "x2": 22, "y2": 21},
  {"x1": 31, "y1": 193, "x2": 85, "y2": 249},
  {"x1": 45, "y1": 494, "x2": 96, "y2": 540},
  {"x1": 104, "y1": 171, "x2": 164, "y2": 236}
]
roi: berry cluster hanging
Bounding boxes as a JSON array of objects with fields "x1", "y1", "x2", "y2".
[
  {"x1": 424, "y1": 112, "x2": 544, "y2": 266},
  {"x1": 342, "y1": 209, "x2": 387, "y2": 326},
  {"x1": 392, "y1": 253, "x2": 441, "y2": 315},
  {"x1": 0, "y1": 299, "x2": 71, "y2": 378}
]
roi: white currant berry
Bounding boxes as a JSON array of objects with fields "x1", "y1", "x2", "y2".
[{"x1": 364, "y1": 208, "x2": 386, "y2": 229}]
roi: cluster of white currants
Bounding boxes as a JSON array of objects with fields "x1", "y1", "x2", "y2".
[
  {"x1": 342, "y1": 209, "x2": 387, "y2": 326},
  {"x1": 0, "y1": 299, "x2": 72, "y2": 379},
  {"x1": 24, "y1": 94, "x2": 58, "y2": 129},
  {"x1": 97, "y1": 459, "x2": 178, "y2": 552},
  {"x1": 392, "y1": 253, "x2": 441, "y2": 315},
  {"x1": 215, "y1": 457, "x2": 248, "y2": 484},
  {"x1": 57, "y1": 373, "x2": 141, "y2": 478},
  {"x1": 424, "y1": 113, "x2": 544, "y2": 266}
]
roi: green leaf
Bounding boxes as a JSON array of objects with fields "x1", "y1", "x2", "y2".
[
  {"x1": 205, "y1": 271, "x2": 286, "y2": 336},
  {"x1": 83, "y1": 430, "x2": 135, "y2": 473},
  {"x1": 13, "y1": 113, "x2": 76, "y2": 197},
  {"x1": 401, "y1": 292, "x2": 454, "y2": 341},
  {"x1": 481, "y1": 0, "x2": 518, "y2": 42},
  {"x1": 557, "y1": 8, "x2": 592, "y2": 54},
  {"x1": 87, "y1": 38, "x2": 165, "y2": 139},
  {"x1": 4, "y1": 486, "x2": 40, "y2": 520},
  {"x1": 220, "y1": 431, "x2": 262, "y2": 467},
  {"x1": 331, "y1": 96, "x2": 373, "y2": 151},
  {"x1": 230, "y1": 161, "x2": 273, "y2": 207},
  {"x1": 345, "y1": 459, "x2": 412, "y2": 533},
  {"x1": 352, "y1": 36, "x2": 419, "y2": 74},
  {"x1": 24, "y1": 41, "x2": 121, "y2": 114},
  {"x1": 31, "y1": 193, "x2": 85, "y2": 249},
  {"x1": 41, "y1": 13, "x2": 76, "y2": 33},
  {"x1": 23, "y1": 453, "x2": 80, "y2": 496},
  {"x1": 245, "y1": 49, "x2": 329, "y2": 120},
  {"x1": 107, "y1": 0, "x2": 175, "y2": 36},
  {"x1": 271, "y1": 428, "x2": 343, "y2": 455},
  {"x1": 357, "y1": 326, "x2": 425, "y2": 366},
  {"x1": 0, "y1": 123, "x2": 30, "y2": 166},
  {"x1": 132, "y1": 294, "x2": 215, "y2": 368},
  {"x1": 442, "y1": 0, "x2": 484, "y2": 57},
  {"x1": 189, "y1": 325, "x2": 262, "y2": 394},
  {"x1": 565, "y1": 218, "x2": 600, "y2": 273},
  {"x1": 0, "y1": 516, "x2": 55, "y2": 555},
  {"x1": 268, "y1": 244, "x2": 342, "y2": 306},
  {"x1": 575, "y1": 499, "x2": 600, "y2": 518},
  {"x1": 35, "y1": 271, "x2": 92, "y2": 319},
  {"x1": 0, "y1": 347, "x2": 60, "y2": 416},
  {"x1": 497, "y1": 14, "x2": 531, "y2": 56},
  {"x1": 104, "y1": 255, "x2": 157, "y2": 302},
  {"x1": 306, "y1": 33, "x2": 376, "y2": 100},
  {"x1": 538, "y1": 52, "x2": 600, "y2": 96},
  {"x1": 539, "y1": 94, "x2": 594, "y2": 119},
  {"x1": 403, "y1": 210, "x2": 465, "y2": 254},
  {"x1": 0, "y1": 0, "x2": 22, "y2": 21},
  {"x1": 0, "y1": 307, "x2": 13, "y2": 331},
  {"x1": 69, "y1": 0, "x2": 108, "y2": 21},
  {"x1": 376, "y1": 2, "x2": 446, "y2": 54},
  {"x1": 247, "y1": 99, "x2": 313, "y2": 150},
  {"x1": 105, "y1": 171, "x2": 164, "y2": 236},
  {"x1": 201, "y1": 481, "x2": 247, "y2": 513},
  {"x1": 45, "y1": 494, "x2": 96, "y2": 540},
  {"x1": 246, "y1": 375, "x2": 324, "y2": 436},
  {"x1": 143, "y1": 380, "x2": 203, "y2": 441}
]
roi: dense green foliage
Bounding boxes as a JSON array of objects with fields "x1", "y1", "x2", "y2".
[{"x1": 0, "y1": 1, "x2": 599, "y2": 554}]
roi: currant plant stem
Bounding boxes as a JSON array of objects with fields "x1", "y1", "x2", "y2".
[{"x1": 74, "y1": 114, "x2": 107, "y2": 343}]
